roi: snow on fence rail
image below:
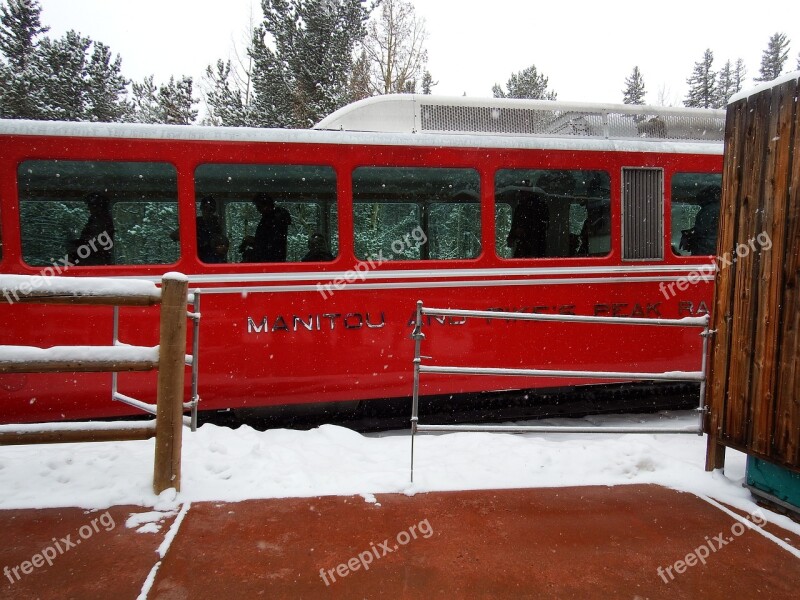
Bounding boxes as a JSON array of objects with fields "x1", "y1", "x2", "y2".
[
  {"x1": 408, "y1": 301, "x2": 712, "y2": 481},
  {"x1": 0, "y1": 272, "x2": 197, "y2": 495}
]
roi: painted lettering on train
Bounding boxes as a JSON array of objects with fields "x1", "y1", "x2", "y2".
[{"x1": 247, "y1": 312, "x2": 386, "y2": 333}]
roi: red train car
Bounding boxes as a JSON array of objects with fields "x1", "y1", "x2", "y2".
[{"x1": 0, "y1": 95, "x2": 725, "y2": 424}]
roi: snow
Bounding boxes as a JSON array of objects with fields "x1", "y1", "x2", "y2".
[
  {"x1": 728, "y1": 70, "x2": 800, "y2": 104},
  {"x1": 0, "y1": 345, "x2": 158, "y2": 365},
  {"x1": 0, "y1": 274, "x2": 160, "y2": 301},
  {"x1": 0, "y1": 115, "x2": 723, "y2": 156},
  {"x1": 1, "y1": 409, "x2": 798, "y2": 536}
]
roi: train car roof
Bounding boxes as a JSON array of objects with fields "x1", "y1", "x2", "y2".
[{"x1": 0, "y1": 94, "x2": 724, "y2": 156}]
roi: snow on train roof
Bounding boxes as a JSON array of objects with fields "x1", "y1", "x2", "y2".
[{"x1": 0, "y1": 95, "x2": 724, "y2": 156}]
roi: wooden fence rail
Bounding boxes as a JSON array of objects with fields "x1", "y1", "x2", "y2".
[{"x1": 0, "y1": 272, "x2": 191, "y2": 494}]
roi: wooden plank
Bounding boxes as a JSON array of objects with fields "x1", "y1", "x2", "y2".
[
  {"x1": 153, "y1": 274, "x2": 189, "y2": 495},
  {"x1": 0, "y1": 425, "x2": 156, "y2": 446},
  {"x1": 3, "y1": 292, "x2": 160, "y2": 306},
  {"x1": 773, "y1": 79, "x2": 800, "y2": 468},
  {"x1": 705, "y1": 98, "x2": 747, "y2": 470},
  {"x1": 723, "y1": 91, "x2": 770, "y2": 447},
  {"x1": 0, "y1": 359, "x2": 157, "y2": 373},
  {"x1": 748, "y1": 81, "x2": 795, "y2": 455}
]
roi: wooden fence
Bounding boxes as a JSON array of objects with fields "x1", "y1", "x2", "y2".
[
  {"x1": 705, "y1": 73, "x2": 800, "y2": 473},
  {"x1": 0, "y1": 272, "x2": 191, "y2": 494}
]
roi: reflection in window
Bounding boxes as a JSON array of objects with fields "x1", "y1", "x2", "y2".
[
  {"x1": 353, "y1": 167, "x2": 480, "y2": 261},
  {"x1": 194, "y1": 164, "x2": 337, "y2": 263},
  {"x1": 495, "y1": 169, "x2": 611, "y2": 258},
  {"x1": 18, "y1": 160, "x2": 178, "y2": 266},
  {"x1": 671, "y1": 173, "x2": 722, "y2": 256}
]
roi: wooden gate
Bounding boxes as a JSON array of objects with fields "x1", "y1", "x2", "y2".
[{"x1": 705, "y1": 73, "x2": 800, "y2": 473}]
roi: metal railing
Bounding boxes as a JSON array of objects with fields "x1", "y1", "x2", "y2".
[
  {"x1": 409, "y1": 301, "x2": 711, "y2": 481},
  {"x1": 112, "y1": 290, "x2": 201, "y2": 431}
]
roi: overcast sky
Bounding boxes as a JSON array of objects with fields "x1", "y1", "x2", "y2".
[{"x1": 38, "y1": 0, "x2": 800, "y2": 108}]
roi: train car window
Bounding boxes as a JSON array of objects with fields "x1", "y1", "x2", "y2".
[
  {"x1": 195, "y1": 164, "x2": 337, "y2": 263},
  {"x1": 352, "y1": 167, "x2": 480, "y2": 261},
  {"x1": 670, "y1": 173, "x2": 722, "y2": 256},
  {"x1": 18, "y1": 160, "x2": 178, "y2": 266},
  {"x1": 495, "y1": 169, "x2": 611, "y2": 259}
]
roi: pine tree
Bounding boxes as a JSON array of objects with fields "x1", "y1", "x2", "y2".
[
  {"x1": 348, "y1": 49, "x2": 371, "y2": 102},
  {"x1": 755, "y1": 32, "x2": 790, "y2": 82},
  {"x1": 715, "y1": 60, "x2": 736, "y2": 108},
  {"x1": 250, "y1": 0, "x2": 370, "y2": 128},
  {"x1": 204, "y1": 59, "x2": 251, "y2": 126},
  {"x1": 0, "y1": 0, "x2": 48, "y2": 118},
  {"x1": 85, "y1": 41, "x2": 130, "y2": 122},
  {"x1": 733, "y1": 59, "x2": 747, "y2": 92},
  {"x1": 684, "y1": 49, "x2": 716, "y2": 109},
  {"x1": 130, "y1": 75, "x2": 160, "y2": 124},
  {"x1": 1, "y1": 1, "x2": 130, "y2": 122},
  {"x1": 36, "y1": 31, "x2": 92, "y2": 121},
  {"x1": 622, "y1": 66, "x2": 646, "y2": 105},
  {"x1": 158, "y1": 76, "x2": 197, "y2": 125},
  {"x1": 131, "y1": 75, "x2": 197, "y2": 125},
  {"x1": 421, "y1": 70, "x2": 435, "y2": 95},
  {"x1": 493, "y1": 64, "x2": 557, "y2": 100}
]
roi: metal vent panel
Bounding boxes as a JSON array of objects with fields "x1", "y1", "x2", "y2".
[
  {"x1": 419, "y1": 104, "x2": 724, "y2": 142},
  {"x1": 622, "y1": 168, "x2": 664, "y2": 260}
]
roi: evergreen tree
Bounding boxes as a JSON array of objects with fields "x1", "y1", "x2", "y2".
[
  {"x1": 36, "y1": 31, "x2": 92, "y2": 120},
  {"x1": 492, "y1": 64, "x2": 557, "y2": 100},
  {"x1": 131, "y1": 75, "x2": 197, "y2": 125},
  {"x1": 130, "y1": 75, "x2": 160, "y2": 124},
  {"x1": 85, "y1": 41, "x2": 130, "y2": 121},
  {"x1": 348, "y1": 48, "x2": 371, "y2": 102},
  {"x1": 250, "y1": 0, "x2": 370, "y2": 128},
  {"x1": 0, "y1": 0, "x2": 45, "y2": 68},
  {"x1": 421, "y1": 70, "x2": 435, "y2": 95},
  {"x1": 622, "y1": 66, "x2": 646, "y2": 104},
  {"x1": 715, "y1": 60, "x2": 736, "y2": 108},
  {"x1": 755, "y1": 32, "x2": 789, "y2": 82},
  {"x1": 684, "y1": 49, "x2": 716, "y2": 109},
  {"x1": 0, "y1": 0, "x2": 48, "y2": 118},
  {"x1": 158, "y1": 76, "x2": 197, "y2": 125},
  {"x1": 0, "y1": 1, "x2": 130, "y2": 122},
  {"x1": 204, "y1": 59, "x2": 251, "y2": 126},
  {"x1": 733, "y1": 59, "x2": 747, "y2": 92}
]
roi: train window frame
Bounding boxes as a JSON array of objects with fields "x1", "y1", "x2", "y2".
[
  {"x1": 17, "y1": 159, "x2": 180, "y2": 268},
  {"x1": 669, "y1": 172, "x2": 723, "y2": 258},
  {"x1": 352, "y1": 166, "x2": 482, "y2": 262},
  {"x1": 194, "y1": 163, "x2": 339, "y2": 264},
  {"x1": 494, "y1": 168, "x2": 612, "y2": 260}
]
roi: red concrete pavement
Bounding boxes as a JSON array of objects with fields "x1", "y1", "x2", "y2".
[{"x1": 1, "y1": 485, "x2": 799, "y2": 599}]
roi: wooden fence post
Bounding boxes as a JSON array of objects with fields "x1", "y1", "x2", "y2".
[{"x1": 153, "y1": 273, "x2": 189, "y2": 494}]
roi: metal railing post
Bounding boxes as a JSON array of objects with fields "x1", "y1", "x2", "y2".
[
  {"x1": 111, "y1": 305, "x2": 119, "y2": 405},
  {"x1": 410, "y1": 300, "x2": 425, "y2": 483},
  {"x1": 698, "y1": 314, "x2": 712, "y2": 435},
  {"x1": 189, "y1": 290, "x2": 201, "y2": 432}
]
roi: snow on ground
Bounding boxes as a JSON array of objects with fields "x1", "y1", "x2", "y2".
[{"x1": 1, "y1": 409, "x2": 798, "y2": 535}]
